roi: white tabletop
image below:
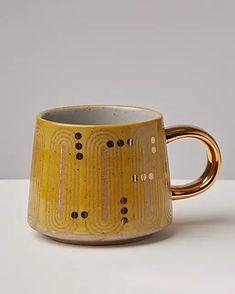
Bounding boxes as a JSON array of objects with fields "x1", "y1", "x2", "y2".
[{"x1": 0, "y1": 180, "x2": 234, "y2": 294}]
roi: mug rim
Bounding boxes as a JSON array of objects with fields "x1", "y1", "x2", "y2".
[{"x1": 37, "y1": 104, "x2": 163, "y2": 128}]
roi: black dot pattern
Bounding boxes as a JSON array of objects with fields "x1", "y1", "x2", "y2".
[
  {"x1": 75, "y1": 142, "x2": 83, "y2": 150},
  {"x1": 76, "y1": 153, "x2": 83, "y2": 160},
  {"x1": 75, "y1": 132, "x2": 82, "y2": 139},
  {"x1": 121, "y1": 207, "x2": 128, "y2": 214},
  {"x1": 117, "y1": 139, "x2": 124, "y2": 147},
  {"x1": 71, "y1": 211, "x2": 78, "y2": 219},
  {"x1": 120, "y1": 197, "x2": 127, "y2": 205},
  {"x1": 75, "y1": 132, "x2": 83, "y2": 159},
  {"x1": 81, "y1": 211, "x2": 88, "y2": 218},
  {"x1": 107, "y1": 140, "x2": 114, "y2": 148},
  {"x1": 121, "y1": 217, "x2": 128, "y2": 224}
]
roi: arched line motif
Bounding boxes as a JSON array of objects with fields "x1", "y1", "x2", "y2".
[
  {"x1": 28, "y1": 125, "x2": 45, "y2": 226},
  {"x1": 132, "y1": 125, "x2": 159, "y2": 228},
  {"x1": 45, "y1": 129, "x2": 78, "y2": 232},
  {"x1": 85, "y1": 130, "x2": 124, "y2": 234}
]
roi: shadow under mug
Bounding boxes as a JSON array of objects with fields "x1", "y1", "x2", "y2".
[{"x1": 28, "y1": 105, "x2": 221, "y2": 244}]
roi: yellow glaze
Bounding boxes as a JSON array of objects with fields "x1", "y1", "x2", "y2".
[{"x1": 28, "y1": 105, "x2": 221, "y2": 244}]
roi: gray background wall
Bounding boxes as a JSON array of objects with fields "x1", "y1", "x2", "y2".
[{"x1": 0, "y1": 0, "x2": 234, "y2": 179}]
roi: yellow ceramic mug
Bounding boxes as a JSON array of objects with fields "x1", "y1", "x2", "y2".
[{"x1": 28, "y1": 105, "x2": 221, "y2": 244}]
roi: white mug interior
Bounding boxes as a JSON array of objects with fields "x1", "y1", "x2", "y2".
[{"x1": 40, "y1": 105, "x2": 161, "y2": 125}]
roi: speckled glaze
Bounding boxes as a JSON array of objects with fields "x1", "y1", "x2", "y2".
[{"x1": 28, "y1": 105, "x2": 221, "y2": 244}]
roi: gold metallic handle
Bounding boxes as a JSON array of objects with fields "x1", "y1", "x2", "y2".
[{"x1": 166, "y1": 125, "x2": 221, "y2": 200}]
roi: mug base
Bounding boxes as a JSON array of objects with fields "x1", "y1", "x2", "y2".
[
  {"x1": 47, "y1": 233, "x2": 154, "y2": 245},
  {"x1": 34, "y1": 225, "x2": 168, "y2": 245}
]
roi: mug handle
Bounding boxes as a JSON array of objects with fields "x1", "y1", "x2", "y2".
[{"x1": 165, "y1": 125, "x2": 221, "y2": 200}]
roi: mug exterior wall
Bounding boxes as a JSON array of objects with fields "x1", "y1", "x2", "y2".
[{"x1": 28, "y1": 112, "x2": 172, "y2": 244}]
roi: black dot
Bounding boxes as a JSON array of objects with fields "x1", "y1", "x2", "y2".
[
  {"x1": 81, "y1": 211, "x2": 88, "y2": 218},
  {"x1": 75, "y1": 142, "x2": 82, "y2": 150},
  {"x1": 71, "y1": 211, "x2": 78, "y2": 219},
  {"x1": 107, "y1": 140, "x2": 114, "y2": 148},
  {"x1": 120, "y1": 197, "x2": 127, "y2": 205},
  {"x1": 76, "y1": 153, "x2": 83, "y2": 160},
  {"x1": 121, "y1": 217, "x2": 128, "y2": 224},
  {"x1": 117, "y1": 139, "x2": 124, "y2": 147},
  {"x1": 121, "y1": 207, "x2": 128, "y2": 214},
  {"x1": 75, "y1": 132, "x2": 82, "y2": 139}
]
